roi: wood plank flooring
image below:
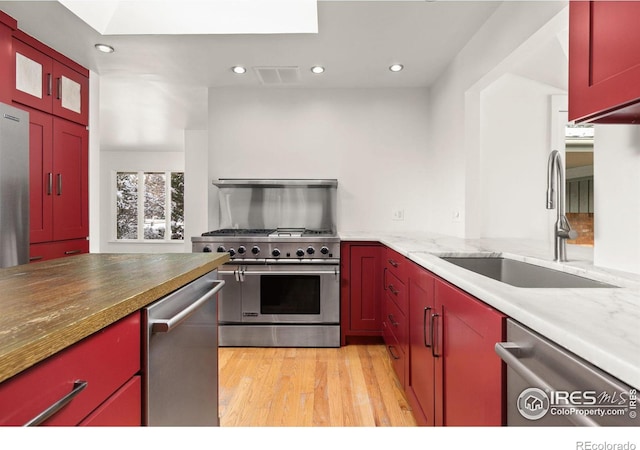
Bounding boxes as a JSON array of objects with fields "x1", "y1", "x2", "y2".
[{"x1": 218, "y1": 344, "x2": 417, "y2": 427}]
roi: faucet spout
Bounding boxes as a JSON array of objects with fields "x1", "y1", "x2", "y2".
[{"x1": 546, "y1": 150, "x2": 577, "y2": 262}]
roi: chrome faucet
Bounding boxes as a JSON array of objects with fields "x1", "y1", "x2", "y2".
[{"x1": 546, "y1": 150, "x2": 577, "y2": 262}]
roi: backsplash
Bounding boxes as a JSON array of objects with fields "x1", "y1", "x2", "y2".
[{"x1": 567, "y1": 213, "x2": 594, "y2": 246}]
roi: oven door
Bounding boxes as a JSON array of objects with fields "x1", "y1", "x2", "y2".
[{"x1": 218, "y1": 264, "x2": 339, "y2": 324}]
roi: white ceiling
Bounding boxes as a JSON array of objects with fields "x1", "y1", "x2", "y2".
[
  {"x1": 0, "y1": 1, "x2": 508, "y2": 151},
  {"x1": 0, "y1": 1, "x2": 501, "y2": 88}
]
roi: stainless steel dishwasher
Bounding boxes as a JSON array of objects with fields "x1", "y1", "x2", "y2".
[
  {"x1": 143, "y1": 271, "x2": 224, "y2": 426},
  {"x1": 496, "y1": 319, "x2": 638, "y2": 426}
]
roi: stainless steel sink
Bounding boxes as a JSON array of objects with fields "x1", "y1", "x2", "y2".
[{"x1": 440, "y1": 256, "x2": 618, "y2": 288}]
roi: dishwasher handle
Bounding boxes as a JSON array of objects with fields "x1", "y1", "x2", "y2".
[
  {"x1": 150, "y1": 280, "x2": 225, "y2": 333},
  {"x1": 495, "y1": 342, "x2": 599, "y2": 427}
]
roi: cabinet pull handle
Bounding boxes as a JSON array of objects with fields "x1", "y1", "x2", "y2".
[
  {"x1": 46, "y1": 73, "x2": 52, "y2": 97},
  {"x1": 47, "y1": 173, "x2": 53, "y2": 195},
  {"x1": 388, "y1": 284, "x2": 399, "y2": 296},
  {"x1": 423, "y1": 306, "x2": 432, "y2": 348},
  {"x1": 431, "y1": 313, "x2": 441, "y2": 358},
  {"x1": 387, "y1": 345, "x2": 400, "y2": 360},
  {"x1": 64, "y1": 249, "x2": 82, "y2": 255},
  {"x1": 56, "y1": 173, "x2": 62, "y2": 195},
  {"x1": 383, "y1": 267, "x2": 387, "y2": 291},
  {"x1": 388, "y1": 314, "x2": 399, "y2": 327},
  {"x1": 24, "y1": 380, "x2": 88, "y2": 426},
  {"x1": 56, "y1": 77, "x2": 62, "y2": 100},
  {"x1": 388, "y1": 259, "x2": 398, "y2": 268},
  {"x1": 29, "y1": 255, "x2": 43, "y2": 262}
]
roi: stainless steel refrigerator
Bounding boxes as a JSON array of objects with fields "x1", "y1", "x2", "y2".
[{"x1": 0, "y1": 102, "x2": 29, "y2": 269}]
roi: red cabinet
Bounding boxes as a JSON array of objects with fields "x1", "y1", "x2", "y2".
[
  {"x1": 340, "y1": 242, "x2": 383, "y2": 345},
  {"x1": 20, "y1": 105, "x2": 88, "y2": 250},
  {"x1": 405, "y1": 260, "x2": 505, "y2": 426},
  {"x1": 12, "y1": 31, "x2": 89, "y2": 126},
  {"x1": 29, "y1": 239, "x2": 89, "y2": 264},
  {"x1": 0, "y1": 12, "x2": 16, "y2": 104},
  {"x1": 406, "y1": 264, "x2": 440, "y2": 426},
  {"x1": 435, "y1": 279, "x2": 505, "y2": 426},
  {"x1": 0, "y1": 313, "x2": 141, "y2": 426},
  {"x1": 382, "y1": 247, "x2": 409, "y2": 387},
  {"x1": 569, "y1": 1, "x2": 640, "y2": 123}
]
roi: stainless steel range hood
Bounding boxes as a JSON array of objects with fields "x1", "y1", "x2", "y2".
[
  {"x1": 213, "y1": 178, "x2": 338, "y2": 231},
  {"x1": 213, "y1": 178, "x2": 338, "y2": 188}
]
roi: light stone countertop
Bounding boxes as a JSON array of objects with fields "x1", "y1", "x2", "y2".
[{"x1": 339, "y1": 231, "x2": 640, "y2": 389}]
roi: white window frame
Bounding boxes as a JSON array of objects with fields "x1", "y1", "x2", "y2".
[{"x1": 112, "y1": 170, "x2": 184, "y2": 242}]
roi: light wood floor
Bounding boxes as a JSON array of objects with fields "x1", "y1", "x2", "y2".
[{"x1": 218, "y1": 344, "x2": 417, "y2": 427}]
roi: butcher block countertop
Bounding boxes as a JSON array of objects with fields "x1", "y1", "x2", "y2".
[{"x1": 0, "y1": 253, "x2": 229, "y2": 384}]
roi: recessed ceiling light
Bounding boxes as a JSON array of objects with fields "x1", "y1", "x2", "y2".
[
  {"x1": 232, "y1": 66, "x2": 247, "y2": 74},
  {"x1": 389, "y1": 64, "x2": 404, "y2": 72},
  {"x1": 311, "y1": 66, "x2": 325, "y2": 74},
  {"x1": 94, "y1": 43, "x2": 114, "y2": 53}
]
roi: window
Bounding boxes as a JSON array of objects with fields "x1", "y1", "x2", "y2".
[{"x1": 115, "y1": 171, "x2": 184, "y2": 241}]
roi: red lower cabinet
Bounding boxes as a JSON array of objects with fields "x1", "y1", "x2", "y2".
[
  {"x1": 79, "y1": 376, "x2": 141, "y2": 426},
  {"x1": 0, "y1": 313, "x2": 141, "y2": 426},
  {"x1": 405, "y1": 259, "x2": 506, "y2": 426}
]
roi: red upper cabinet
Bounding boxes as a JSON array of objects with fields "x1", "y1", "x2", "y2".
[
  {"x1": 12, "y1": 31, "x2": 89, "y2": 126},
  {"x1": 569, "y1": 1, "x2": 640, "y2": 123},
  {"x1": 0, "y1": 12, "x2": 16, "y2": 104}
]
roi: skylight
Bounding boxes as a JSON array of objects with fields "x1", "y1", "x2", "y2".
[{"x1": 58, "y1": 0, "x2": 318, "y2": 35}]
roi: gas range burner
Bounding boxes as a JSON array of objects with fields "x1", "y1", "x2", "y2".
[{"x1": 201, "y1": 228, "x2": 276, "y2": 237}]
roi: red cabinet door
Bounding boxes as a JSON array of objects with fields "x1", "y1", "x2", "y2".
[
  {"x1": 23, "y1": 106, "x2": 54, "y2": 244},
  {"x1": 52, "y1": 118, "x2": 88, "y2": 241},
  {"x1": 569, "y1": 1, "x2": 640, "y2": 123},
  {"x1": 435, "y1": 280, "x2": 505, "y2": 426},
  {"x1": 79, "y1": 376, "x2": 142, "y2": 426},
  {"x1": 12, "y1": 37, "x2": 54, "y2": 115},
  {"x1": 52, "y1": 60, "x2": 89, "y2": 126},
  {"x1": 348, "y1": 244, "x2": 383, "y2": 332},
  {"x1": 406, "y1": 264, "x2": 439, "y2": 426},
  {"x1": 0, "y1": 13, "x2": 15, "y2": 104}
]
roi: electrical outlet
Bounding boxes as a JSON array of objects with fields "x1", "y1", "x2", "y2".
[{"x1": 392, "y1": 209, "x2": 405, "y2": 221}]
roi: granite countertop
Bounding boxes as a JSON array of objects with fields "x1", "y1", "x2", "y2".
[
  {"x1": 340, "y1": 231, "x2": 640, "y2": 389},
  {"x1": 0, "y1": 253, "x2": 229, "y2": 384}
]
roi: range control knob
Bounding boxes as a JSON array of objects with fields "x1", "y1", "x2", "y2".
[
  {"x1": 229, "y1": 248, "x2": 236, "y2": 257},
  {"x1": 296, "y1": 248, "x2": 305, "y2": 258},
  {"x1": 216, "y1": 246, "x2": 226, "y2": 253},
  {"x1": 320, "y1": 246, "x2": 330, "y2": 255},
  {"x1": 251, "y1": 246, "x2": 260, "y2": 255},
  {"x1": 272, "y1": 248, "x2": 281, "y2": 257},
  {"x1": 237, "y1": 246, "x2": 246, "y2": 255},
  {"x1": 203, "y1": 246, "x2": 212, "y2": 253},
  {"x1": 306, "y1": 246, "x2": 315, "y2": 255}
]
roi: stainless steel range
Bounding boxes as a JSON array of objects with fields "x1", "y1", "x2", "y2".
[{"x1": 191, "y1": 179, "x2": 340, "y2": 347}]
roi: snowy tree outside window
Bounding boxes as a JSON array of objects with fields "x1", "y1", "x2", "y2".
[{"x1": 116, "y1": 171, "x2": 184, "y2": 241}]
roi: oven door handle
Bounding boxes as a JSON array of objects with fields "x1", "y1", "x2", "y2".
[{"x1": 238, "y1": 270, "x2": 339, "y2": 276}]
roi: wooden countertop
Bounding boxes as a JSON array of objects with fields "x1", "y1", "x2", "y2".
[{"x1": 0, "y1": 253, "x2": 229, "y2": 384}]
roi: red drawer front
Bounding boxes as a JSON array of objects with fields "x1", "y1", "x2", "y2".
[
  {"x1": 384, "y1": 292, "x2": 407, "y2": 353},
  {"x1": 29, "y1": 239, "x2": 89, "y2": 263},
  {"x1": 79, "y1": 376, "x2": 141, "y2": 426},
  {"x1": 384, "y1": 269, "x2": 408, "y2": 315},
  {"x1": 384, "y1": 247, "x2": 408, "y2": 283},
  {"x1": 0, "y1": 312, "x2": 141, "y2": 426},
  {"x1": 382, "y1": 317, "x2": 406, "y2": 388}
]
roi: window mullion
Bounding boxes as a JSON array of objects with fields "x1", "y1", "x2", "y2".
[{"x1": 138, "y1": 171, "x2": 145, "y2": 240}]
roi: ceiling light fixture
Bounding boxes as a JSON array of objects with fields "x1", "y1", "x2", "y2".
[
  {"x1": 311, "y1": 66, "x2": 325, "y2": 74},
  {"x1": 232, "y1": 66, "x2": 247, "y2": 74},
  {"x1": 95, "y1": 43, "x2": 115, "y2": 53},
  {"x1": 389, "y1": 64, "x2": 404, "y2": 72}
]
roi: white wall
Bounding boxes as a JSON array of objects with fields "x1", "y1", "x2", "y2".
[
  {"x1": 593, "y1": 125, "x2": 640, "y2": 274},
  {"x1": 478, "y1": 73, "x2": 565, "y2": 240},
  {"x1": 207, "y1": 87, "x2": 430, "y2": 232},
  {"x1": 426, "y1": 1, "x2": 568, "y2": 238}
]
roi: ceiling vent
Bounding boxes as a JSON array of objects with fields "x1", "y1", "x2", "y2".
[{"x1": 254, "y1": 66, "x2": 301, "y2": 85}]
